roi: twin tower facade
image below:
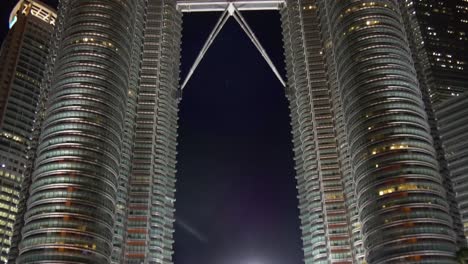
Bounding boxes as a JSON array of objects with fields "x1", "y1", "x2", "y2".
[{"x1": 4, "y1": 0, "x2": 466, "y2": 263}]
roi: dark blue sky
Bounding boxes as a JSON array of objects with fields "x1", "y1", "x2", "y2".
[
  {"x1": 0, "y1": 2, "x2": 303, "y2": 263},
  {"x1": 176, "y1": 11, "x2": 302, "y2": 264}
]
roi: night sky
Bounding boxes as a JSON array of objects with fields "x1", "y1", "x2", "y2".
[{"x1": 0, "y1": 1, "x2": 303, "y2": 263}]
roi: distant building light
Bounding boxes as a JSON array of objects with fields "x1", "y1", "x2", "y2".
[{"x1": 9, "y1": 15, "x2": 17, "y2": 29}]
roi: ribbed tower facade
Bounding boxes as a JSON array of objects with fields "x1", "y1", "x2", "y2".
[
  {"x1": 5, "y1": 0, "x2": 182, "y2": 263},
  {"x1": 0, "y1": 1, "x2": 55, "y2": 262},
  {"x1": 14, "y1": 0, "x2": 141, "y2": 262},
  {"x1": 322, "y1": 1, "x2": 456, "y2": 262},
  {"x1": 3, "y1": 0, "x2": 466, "y2": 264},
  {"x1": 398, "y1": 0, "x2": 468, "y2": 249},
  {"x1": 281, "y1": 0, "x2": 459, "y2": 263},
  {"x1": 281, "y1": 1, "x2": 356, "y2": 262},
  {"x1": 124, "y1": 1, "x2": 181, "y2": 263}
]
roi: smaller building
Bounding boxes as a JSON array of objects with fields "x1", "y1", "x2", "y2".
[
  {"x1": 0, "y1": 1, "x2": 56, "y2": 262},
  {"x1": 436, "y1": 92, "x2": 468, "y2": 244}
]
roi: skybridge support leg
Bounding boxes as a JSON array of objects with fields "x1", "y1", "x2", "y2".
[
  {"x1": 181, "y1": 7, "x2": 230, "y2": 90},
  {"x1": 232, "y1": 5, "x2": 286, "y2": 87},
  {"x1": 181, "y1": 3, "x2": 286, "y2": 90}
]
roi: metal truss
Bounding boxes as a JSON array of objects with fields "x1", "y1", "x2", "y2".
[
  {"x1": 180, "y1": 3, "x2": 286, "y2": 90},
  {"x1": 177, "y1": 1, "x2": 285, "y2": 12}
]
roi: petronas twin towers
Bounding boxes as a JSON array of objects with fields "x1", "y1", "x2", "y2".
[{"x1": 5, "y1": 0, "x2": 465, "y2": 263}]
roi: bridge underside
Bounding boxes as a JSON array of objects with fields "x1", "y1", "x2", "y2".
[{"x1": 177, "y1": 0, "x2": 285, "y2": 12}]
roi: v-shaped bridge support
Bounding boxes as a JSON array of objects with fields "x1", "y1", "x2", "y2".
[{"x1": 180, "y1": 3, "x2": 286, "y2": 90}]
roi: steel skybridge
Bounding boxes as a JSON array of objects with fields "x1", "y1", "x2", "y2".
[
  {"x1": 177, "y1": 0, "x2": 285, "y2": 12},
  {"x1": 177, "y1": 1, "x2": 287, "y2": 90}
]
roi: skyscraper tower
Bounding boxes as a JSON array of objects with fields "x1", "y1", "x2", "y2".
[
  {"x1": 402, "y1": 0, "x2": 468, "y2": 106},
  {"x1": 124, "y1": 1, "x2": 181, "y2": 263},
  {"x1": 282, "y1": 2, "x2": 357, "y2": 262},
  {"x1": 0, "y1": 1, "x2": 55, "y2": 262},
  {"x1": 283, "y1": 0, "x2": 459, "y2": 263},
  {"x1": 4, "y1": 0, "x2": 466, "y2": 264},
  {"x1": 10, "y1": 0, "x2": 144, "y2": 262}
]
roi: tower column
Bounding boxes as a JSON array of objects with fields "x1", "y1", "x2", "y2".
[
  {"x1": 319, "y1": 0, "x2": 458, "y2": 263},
  {"x1": 17, "y1": 0, "x2": 138, "y2": 263},
  {"x1": 124, "y1": 1, "x2": 182, "y2": 263},
  {"x1": 281, "y1": 1, "x2": 353, "y2": 263}
]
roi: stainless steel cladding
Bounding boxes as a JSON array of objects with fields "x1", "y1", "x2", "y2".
[
  {"x1": 319, "y1": 1, "x2": 458, "y2": 263},
  {"x1": 17, "y1": 0, "x2": 138, "y2": 263}
]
